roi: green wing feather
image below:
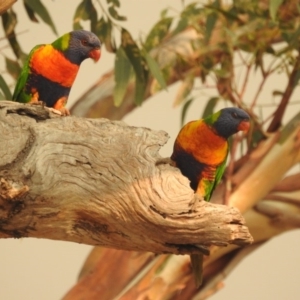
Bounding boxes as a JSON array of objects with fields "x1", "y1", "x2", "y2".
[
  {"x1": 215, "y1": 154, "x2": 227, "y2": 185},
  {"x1": 205, "y1": 149, "x2": 228, "y2": 202},
  {"x1": 12, "y1": 45, "x2": 42, "y2": 102}
]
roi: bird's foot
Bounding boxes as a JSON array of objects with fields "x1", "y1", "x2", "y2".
[
  {"x1": 30, "y1": 100, "x2": 46, "y2": 107},
  {"x1": 46, "y1": 107, "x2": 70, "y2": 116},
  {"x1": 52, "y1": 97, "x2": 70, "y2": 116},
  {"x1": 155, "y1": 157, "x2": 176, "y2": 167}
]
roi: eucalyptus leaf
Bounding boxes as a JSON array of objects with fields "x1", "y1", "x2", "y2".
[
  {"x1": 160, "y1": 8, "x2": 169, "y2": 19},
  {"x1": 0, "y1": 91, "x2": 5, "y2": 100},
  {"x1": 121, "y1": 28, "x2": 148, "y2": 105},
  {"x1": 0, "y1": 75, "x2": 12, "y2": 100},
  {"x1": 73, "y1": 0, "x2": 97, "y2": 30},
  {"x1": 104, "y1": 20, "x2": 116, "y2": 53},
  {"x1": 5, "y1": 56, "x2": 22, "y2": 80},
  {"x1": 108, "y1": 6, "x2": 127, "y2": 21},
  {"x1": 94, "y1": 18, "x2": 116, "y2": 53},
  {"x1": 201, "y1": 97, "x2": 219, "y2": 118},
  {"x1": 24, "y1": 0, "x2": 57, "y2": 35},
  {"x1": 144, "y1": 52, "x2": 166, "y2": 90},
  {"x1": 144, "y1": 17, "x2": 173, "y2": 50},
  {"x1": 114, "y1": 47, "x2": 132, "y2": 107},
  {"x1": 23, "y1": 2, "x2": 38, "y2": 22},
  {"x1": 269, "y1": 0, "x2": 284, "y2": 21},
  {"x1": 181, "y1": 98, "x2": 194, "y2": 126},
  {"x1": 1, "y1": 11, "x2": 23, "y2": 59},
  {"x1": 107, "y1": 0, "x2": 120, "y2": 7},
  {"x1": 172, "y1": 17, "x2": 189, "y2": 36},
  {"x1": 205, "y1": 12, "x2": 218, "y2": 42},
  {"x1": 107, "y1": 0, "x2": 126, "y2": 21},
  {"x1": 1, "y1": 9, "x2": 17, "y2": 36}
]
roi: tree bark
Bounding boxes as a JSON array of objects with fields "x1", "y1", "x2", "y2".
[{"x1": 0, "y1": 101, "x2": 252, "y2": 253}]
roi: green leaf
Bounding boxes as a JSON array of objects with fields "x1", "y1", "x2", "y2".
[
  {"x1": 143, "y1": 52, "x2": 166, "y2": 90},
  {"x1": 205, "y1": 5, "x2": 240, "y2": 23},
  {"x1": 114, "y1": 47, "x2": 132, "y2": 107},
  {"x1": 0, "y1": 91, "x2": 5, "y2": 100},
  {"x1": 144, "y1": 17, "x2": 173, "y2": 50},
  {"x1": 121, "y1": 28, "x2": 148, "y2": 105},
  {"x1": 103, "y1": 20, "x2": 116, "y2": 53},
  {"x1": 160, "y1": 8, "x2": 169, "y2": 19},
  {"x1": 1, "y1": 9, "x2": 17, "y2": 36},
  {"x1": 1, "y1": 11, "x2": 23, "y2": 59},
  {"x1": 213, "y1": 68, "x2": 230, "y2": 78},
  {"x1": 5, "y1": 56, "x2": 22, "y2": 80},
  {"x1": 0, "y1": 75, "x2": 12, "y2": 99},
  {"x1": 172, "y1": 17, "x2": 189, "y2": 36},
  {"x1": 24, "y1": 0, "x2": 57, "y2": 35},
  {"x1": 107, "y1": 0, "x2": 126, "y2": 21},
  {"x1": 23, "y1": 2, "x2": 38, "y2": 22},
  {"x1": 107, "y1": 0, "x2": 120, "y2": 7},
  {"x1": 94, "y1": 18, "x2": 116, "y2": 53},
  {"x1": 281, "y1": 25, "x2": 300, "y2": 51},
  {"x1": 181, "y1": 2, "x2": 203, "y2": 18},
  {"x1": 181, "y1": 98, "x2": 194, "y2": 126},
  {"x1": 272, "y1": 90, "x2": 283, "y2": 97},
  {"x1": 269, "y1": 0, "x2": 284, "y2": 21},
  {"x1": 73, "y1": 2, "x2": 85, "y2": 30},
  {"x1": 134, "y1": 79, "x2": 147, "y2": 105},
  {"x1": 94, "y1": 17, "x2": 106, "y2": 42},
  {"x1": 73, "y1": 0, "x2": 98, "y2": 30},
  {"x1": 205, "y1": 12, "x2": 218, "y2": 42},
  {"x1": 108, "y1": 6, "x2": 127, "y2": 21},
  {"x1": 201, "y1": 97, "x2": 219, "y2": 118}
]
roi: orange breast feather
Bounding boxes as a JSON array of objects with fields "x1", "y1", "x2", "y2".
[
  {"x1": 176, "y1": 120, "x2": 228, "y2": 166},
  {"x1": 30, "y1": 45, "x2": 79, "y2": 88}
]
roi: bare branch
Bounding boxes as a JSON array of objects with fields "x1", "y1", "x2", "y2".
[{"x1": 267, "y1": 48, "x2": 300, "y2": 132}]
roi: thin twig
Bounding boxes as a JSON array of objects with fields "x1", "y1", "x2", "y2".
[
  {"x1": 267, "y1": 48, "x2": 300, "y2": 132},
  {"x1": 238, "y1": 63, "x2": 252, "y2": 101}
]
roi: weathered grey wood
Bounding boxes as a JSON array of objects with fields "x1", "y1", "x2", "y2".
[{"x1": 0, "y1": 101, "x2": 252, "y2": 254}]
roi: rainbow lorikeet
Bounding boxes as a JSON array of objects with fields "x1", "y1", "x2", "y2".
[
  {"x1": 12, "y1": 30, "x2": 101, "y2": 115},
  {"x1": 171, "y1": 107, "x2": 250, "y2": 287}
]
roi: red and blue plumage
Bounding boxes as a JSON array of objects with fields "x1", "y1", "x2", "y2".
[
  {"x1": 171, "y1": 107, "x2": 250, "y2": 287},
  {"x1": 12, "y1": 30, "x2": 101, "y2": 115}
]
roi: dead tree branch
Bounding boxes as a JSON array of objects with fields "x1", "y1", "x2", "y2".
[{"x1": 0, "y1": 101, "x2": 252, "y2": 253}]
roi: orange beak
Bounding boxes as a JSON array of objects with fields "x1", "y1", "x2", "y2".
[
  {"x1": 238, "y1": 120, "x2": 250, "y2": 133},
  {"x1": 89, "y1": 48, "x2": 101, "y2": 62}
]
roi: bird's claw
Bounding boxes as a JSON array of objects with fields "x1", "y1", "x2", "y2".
[
  {"x1": 30, "y1": 100, "x2": 46, "y2": 107},
  {"x1": 46, "y1": 107, "x2": 70, "y2": 116}
]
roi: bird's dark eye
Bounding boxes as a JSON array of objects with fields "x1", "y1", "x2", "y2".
[
  {"x1": 231, "y1": 112, "x2": 238, "y2": 118},
  {"x1": 81, "y1": 40, "x2": 88, "y2": 46}
]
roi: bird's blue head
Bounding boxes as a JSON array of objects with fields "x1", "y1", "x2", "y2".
[
  {"x1": 210, "y1": 107, "x2": 250, "y2": 139},
  {"x1": 55, "y1": 30, "x2": 101, "y2": 65}
]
